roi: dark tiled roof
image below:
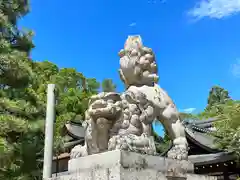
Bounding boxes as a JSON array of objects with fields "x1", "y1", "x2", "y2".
[
  {"x1": 62, "y1": 118, "x2": 236, "y2": 165},
  {"x1": 188, "y1": 152, "x2": 235, "y2": 166},
  {"x1": 184, "y1": 118, "x2": 221, "y2": 152},
  {"x1": 65, "y1": 122, "x2": 85, "y2": 139}
]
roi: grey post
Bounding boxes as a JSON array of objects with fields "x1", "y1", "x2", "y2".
[{"x1": 43, "y1": 84, "x2": 56, "y2": 179}]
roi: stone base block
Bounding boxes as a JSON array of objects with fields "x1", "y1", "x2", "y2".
[{"x1": 50, "y1": 150, "x2": 217, "y2": 180}]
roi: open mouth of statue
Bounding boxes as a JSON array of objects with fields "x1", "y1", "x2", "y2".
[{"x1": 89, "y1": 105, "x2": 117, "y2": 120}]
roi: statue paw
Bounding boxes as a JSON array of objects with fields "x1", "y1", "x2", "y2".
[
  {"x1": 108, "y1": 135, "x2": 129, "y2": 151},
  {"x1": 167, "y1": 145, "x2": 188, "y2": 160},
  {"x1": 70, "y1": 145, "x2": 88, "y2": 159}
]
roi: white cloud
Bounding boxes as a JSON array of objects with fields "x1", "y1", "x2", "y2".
[
  {"x1": 180, "y1": 108, "x2": 196, "y2": 113},
  {"x1": 231, "y1": 59, "x2": 240, "y2": 78},
  {"x1": 129, "y1": 22, "x2": 137, "y2": 27},
  {"x1": 188, "y1": 0, "x2": 240, "y2": 20}
]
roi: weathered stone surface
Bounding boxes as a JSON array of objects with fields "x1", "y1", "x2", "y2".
[
  {"x1": 69, "y1": 150, "x2": 193, "y2": 173},
  {"x1": 70, "y1": 35, "x2": 188, "y2": 161},
  {"x1": 49, "y1": 150, "x2": 217, "y2": 180}
]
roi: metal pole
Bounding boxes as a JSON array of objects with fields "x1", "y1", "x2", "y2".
[{"x1": 43, "y1": 84, "x2": 55, "y2": 179}]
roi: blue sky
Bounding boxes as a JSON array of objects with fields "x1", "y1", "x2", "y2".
[{"x1": 19, "y1": 0, "x2": 240, "y2": 136}]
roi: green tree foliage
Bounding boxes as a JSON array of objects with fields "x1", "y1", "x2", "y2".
[
  {"x1": 0, "y1": 0, "x2": 34, "y2": 88},
  {"x1": 101, "y1": 78, "x2": 116, "y2": 92},
  {"x1": 0, "y1": 1, "x2": 43, "y2": 179},
  {"x1": 197, "y1": 86, "x2": 240, "y2": 160},
  {"x1": 197, "y1": 86, "x2": 232, "y2": 119},
  {"x1": 0, "y1": 0, "x2": 238, "y2": 177},
  {"x1": 32, "y1": 62, "x2": 101, "y2": 157},
  {"x1": 0, "y1": 1, "x2": 101, "y2": 179},
  {"x1": 1, "y1": 60, "x2": 101, "y2": 179},
  {"x1": 211, "y1": 101, "x2": 240, "y2": 159},
  {"x1": 205, "y1": 85, "x2": 231, "y2": 111},
  {"x1": 154, "y1": 131, "x2": 171, "y2": 155}
]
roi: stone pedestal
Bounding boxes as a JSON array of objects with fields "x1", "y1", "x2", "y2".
[{"x1": 50, "y1": 150, "x2": 217, "y2": 180}]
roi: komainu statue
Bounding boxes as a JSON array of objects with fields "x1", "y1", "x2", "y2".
[{"x1": 70, "y1": 35, "x2": 188, "y2": 160}]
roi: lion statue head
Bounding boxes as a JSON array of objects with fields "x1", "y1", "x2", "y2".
[{"x1": 118, "y1": 35, "x2": 159, "y2": 87}]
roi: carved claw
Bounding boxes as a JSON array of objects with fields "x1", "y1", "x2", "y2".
[
  {"x1": 70, "y1": 145, "x2": 88, "y2": 159},
  {"x1": 167, "y1": 143, "x2": 188, "y2": 160}
]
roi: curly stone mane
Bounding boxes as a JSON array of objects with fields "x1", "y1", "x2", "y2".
[{"x1": 118, "y1": 36, "x2": 159, "y2": 87}]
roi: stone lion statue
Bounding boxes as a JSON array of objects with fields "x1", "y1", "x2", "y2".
[{"x1": 70, "y1": 35, "x2": 188, "y2": 160}]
